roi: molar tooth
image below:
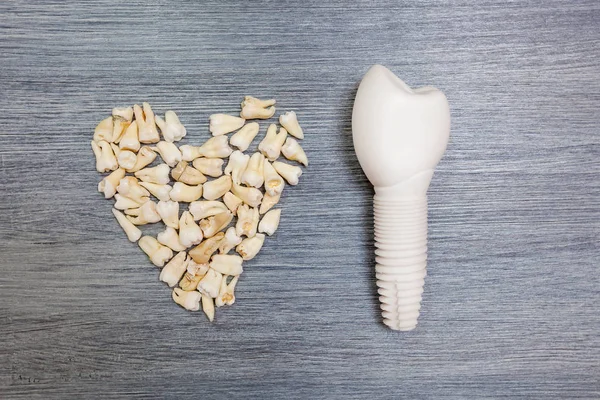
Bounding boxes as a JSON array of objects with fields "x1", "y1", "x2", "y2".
[
  {"x1": 192, "y1": 157, "x2": 224, "y2": 177},
  {"x1": 169, "y1": 182, "x2": 203, "y2": 202},
  {"x1": 215, "y1": 276, "x2": 239, "y2": 307},
  {"x1": 210, "y1": 254, "x2": 243, "y2": 276},
  {"x1": 223, "y1": 192, "x2": 243, "y2": 214},
  {"x1": 152, "y1": 141, "x2": 182, "y2": 167},
  {"x1": 224, "y1": 150, "x2": 249, "y2": 185},
  {"x1": 203, "y1": 175, "x2": 232, "y2": 200},
  {"x1": 117, "y1": 149, "x2": 137, "y2": 170},
  {"x1": 126, "y1": 146, "x2": 157, "y2": 172},
  {"x1": 258, "y1": 124, "x2": 287, "y2": 161},
  {"x1": 111, "y1": 106, "x2": 134, "y2": 143},
  {"x1": 93, "y1": 116, "x2": 113, "y2": 143},
  {"x1": 171, "y1": 161, "x2": 207, "y2": 185},
  {"x1": 241, "y1": 152, "x2": 265, "y2": 188},
  {"x1": 91, "y1": 140, "x2": 118, "y2": 172},
  {"x1": 197, "y1": 268, "x2": 223, "y2": 298},
  {"x1": 272, "y1": 161, "x2": 303, "y2": 185},
  {"x1": 229, "y1": 122, "x2": 259, "y2": 152},
  {"x1": 172, "y1": 287, "x2": 201, "y2": 311},
  {"x1": 281, "y1": 137, "x2": 308, "y2": 166},
  {"x1": 189, "y1": 200, "x2": 229, "y2": 221},
  {"x1": 117, "y1": 176, "x2": 150, "y2": 204},
  {"x1": 209, "y1": 114, "x2": 245, "y2": 136},
  {"x1": 236, "y1": 204, "x2": 259, "y2": 238},
  {"x1": 134, "y1": 103, "x2": 160, "y2": 143},
  {"x1": 125, "y1": 200, "x2": 161, "y2": 225},
  {"x1": 157, "y1": 226, "x2": 186, "y2": 252},
  {"x1": 236, "y1": 233, "x2": 265, "y2": 260},
  {"x1": 135, "y1": 164, "x2": 171, "y2": 185},
  {"x1": 159, "y1": 251, "x2": 189, "y2": 287},
  {"x1": 179, "y1": 260, "x2": 209, "y2": 291},
  {"x1": 231, "y1": 183, "x2": 263, "y2": 208},
  {"x1": 259, "y1": 192, "x2": 280, "y2": 214},
  {"x1": 279, "y1": 111, "x2": 304, "y2": 139},
  {"x1": 258, "y1": 209, "x2": 281, "y2": 236},
  {"x1": 111, "y1": 208, "x2": 142, "y2": 242},
  {"x1": 139, "y1": 182, "x2": 172, "y2": 202},
  {"x1": 156, "y1": 200, "x2": 180, "y2": 229},
  {"x1": 201, "y1": 294, "x2": 215, "y2": 321},
  {"x1": 178, "y1": 211, "x2": 203, "y2": 248},
  {"x1": 155, "y1": 110, "x2": 186, "y2": 142},
  {"x1": 98, "y1": 168, "x2": 125, "y2": 199},
  {"x1": 119, "y1": 120, "x2": 140, "y2": 152},
  {"x1": 263, "y1": 159, "x2": 285, "y2": 196},
  {"x1": 218, "y1": 227, "x2": 243, "y2": 254},
  {"x1": 200, "y1": 211, "x2": 233, "y2": 238},
  {"x1": 240, "y1": 96, "x2": 276, "y2": 119},
  {"x1": 189, "y1": 232, "x2": 225, "y2": 264},
  {"x1": 138, "y1": 236, "x2": 173, "y2": 267}
]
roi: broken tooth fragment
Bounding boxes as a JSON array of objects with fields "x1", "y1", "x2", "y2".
[
  {"x1": 240, "y1": 96, "x2": 276, "y2": 120},
  {"x1": 281, "y1": 137, "x2": 308, "y2": 166},
  {"x1": 200, "y1": 211, "x2": 233, "y2": 238},
  {"x1": 189, "y1": 232, "x2": 225, "y2": 264},
  {"x1": 223, "y1": 191, "x2": 243, "y2": 214},
  {"x1": 192, "y1": 157, "x2": 224, "y2": 178},
  {"x1": 169, "y1": 182, "x2": 203, "y2": 202},
  {"x1": 160, "y1": 251, "x2": 189, "y2": 287},
  {"x1": 236, "y1": 233, "x2": 265, "y2": 260},
  {"x1": 172, "y1": 287, "x2": 202, "y2": 311},
  {"x1": 139, "y1": 235, "x2": 173, "y2": 267},
  {"x1": 258, "y1": 209, "x2": 281, "y2": 236},
  {"x1": 258, "y1": 124, "x2": 287, "y2": 161},
  {"x1": 241, "y1": 152, "x2": 265, "y2": 188},
  {"x1": 135, "y1": 164, "x2": 171, "y2": 185},
  {"x1": 215, "y1": 276, "x2": 238, "y2": 307},
  {"x1": 209, "y1": 114, "x2": 245, "y2": 136},
  {"x1": 210, "y1": 254, "x2": 243, "y2": 276},
  {"x1": 218, "y1": 227, "x2": 243, "y2": 254},
  {"x1": 91, "y1": 140, "x2": 118, "y2": 172},
  {"x1": 179, "y1": 260, "x2": 209, "y2": 291},
  {"x1": 229, "y1": 122, "x2": 259, "y2": 152},
  {"x1": 156, "y1": 110, "x2": 186, "y2": 142},
  {"x1": 236, "y1": 204, "x2": 259, "y2": 238},
  {"x1": 126, "y1": 146, "x2": 157, "y2": 173},
  {"x1": 171, "y1": 161, "x2": 207, "y2": 185},
  {"x1": 263, "y1": 159, "x2": 285, "y2": 196},
  {"x1": 139, "y1": 182, "x2": 172, "y2": 202},
  {"x1": 279, "y1": 111, "x2": 304, "y2": 139},
  {"x1": 111, "y1": 208, "x2": 142, "y2": 242},
  {"x1": 156, "y1": 200, "x2": 180, "y2": 229},
  {"x1": 178, "y1": 211, "x2": 204, "y2": 248},
  {"x1": 157, "y1": 226, "x2": 187, "y2": 252},
  {"x1": 231, "y1": 183, "x2": 263, "y2": 208},
  {"x1": 125, "y1": 200, "x2": 162, "y2": 225},
  {"x1": 272, "y1": 161, "x2": 302, "y2": 186},
  {"x1": 98, "y1": 168, "x2": 125, "y2": 199},
  {"x1": 134, "y1": 103, "x2": 160, "y2": 144},
  {"x1": 201, "y1": 294, "x2": 215, "y2": 321}
]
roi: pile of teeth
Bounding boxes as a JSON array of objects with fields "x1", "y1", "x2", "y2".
[{"x1": 91, "y1": 97, "x2": 307, "y2": 321}]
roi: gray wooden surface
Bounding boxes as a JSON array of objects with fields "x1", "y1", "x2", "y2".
[{"x1": 1, "y1": 1, "x2": 599, "y2": 398}]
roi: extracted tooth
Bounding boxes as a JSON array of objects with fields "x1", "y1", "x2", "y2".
[
  {"x1": 258, "y1": 124, "x2": 287, "y2": 161},
  {"x1": 160, "y1": 251, "x2": 188, "y2": 287},
  {"x1": 111, "y1": 106, "x2": 134, "y2": 143},
  {"x1": 281, "y1": 137, "x2": 308, "y2": 166},
  {"x1": 240, "y1": 96, "x2": 276, "y2": 120},
  {"x1": 192, "y1": 157, "x2": 223, "y2": 177},
  {"x1": 139, "y1": 182, "x2": 172, "y2": 202},
  {"x1": 203, "y1": 175, "x2": 232, "y2": 200},
  {"x1": 114, "y1": 193, "x2": 148, "y2": 210},
  {"x1": 119, "y1": 120, "x2": 140, "y2": 152},
  {"x1": 209, "y1": 114, "x2": 245, "y2": 136},
  {"x1": 179, "y1": 145, "x2": 201, "y2": 161},
  {"x1": 111, "y1": 208, "x2": 142, "y2": 242},
  {"x1": 126, "y1": 146, "x2": 157, "y2": 172},
  {"x1": 151, "y1": 141, "x2": 182, "y2": 167},
  {"x1": 241, "y1": 152, "x2": 265, "y2": 188},
  {"x1": 189, "y1": 232, "x2": 225, "y2": 264},
  {"x1": 178, "y1": 211, "x2": 203, "y2": 248},
  {"x1": 155, "y1": 110, "x2": 186, "y2": 142},
  {"x1": 169, "y1": 182, "x2": 203, "y2": 202},
  {"x1": 125, "y1": 200, "x2": 161, "y2": 225},
  {"x1": 134, "y1": 102, "x2": 160, "y2": 143},
  {"x1": 272, "y1": 161, "x2": 303, "y2": 185},
  {"x1": 117, "y1": 149, "x2": 137, "y2": 170},
  {"x1": 157, "y1": 226, "x2": 186, "y2": 252},
  {"x1": 263, "y1": 159, "x2": 285, "y2": 196},
  {"x1": 156, "y1": 200, "x2": 179, "y2": 229},
  {"x1": 91, "y1": 140, "x2": 118, "y2": 172},
  {"x1": 259, "y1": 192, "x2": 280, "y2": 214},
  {"x1": 218, "y1": 227, "x2": 243, "y2": 254},
  {"x1": 171, "y1": 161, "x2": 207, "y2": 185},
  {"x1": 215, "y1": 276, "x2": 238, "y2": 307},
  {"x1": 93, "y1": 116, "x2": 113, "y2": 142},
  {"x1": 197, "y1": 268, "x2": 223, "y2": 298},
  {"x1": 223, "y1": 191, "x2": 243, "y2": 214},
  {"x1": 210, "y1": 254, "x2": 243, "y2": 276},
  {"x1": 172, "y1": 288, "x2": 201, "y2": 311},
  {"x1": 138, "y1": 236, "x2": 173, "y2": 267},
  {"x1": 98, "y1": 168, "x2": 125, "y2": 199},
  {"x1": 201, "y1": 294, "x2": 215, "y2": 321},
  {"x1": 183, "y1": 136, "x2": 233, "y2": 161},
  {"x1": 200, "y1": 211, "x2": 233, "y2": 238},
  {"x1": 231, "y1": 183, "x2": 263, "y2": 208},
  {"x1": 236, "y1": 233, "x2": 265, "y2": 260},
  {"x1": 229, "y1": 122, "x2": 259, "y2": 152},
  {"x1": 179, "y1": 260, "x2": 209, "y2": 291},
  {"x1": 279, "y1": 110, "x2": 304, "y2": 139},
  {"x1": 236, "y1": 204, "x2": 259, "y2": 238},
  {"x1": 117, "y1": 176, "x2": 150, "y2": 204},
  {"x1": 258, "y1": 209, "x2": 281, "y2": 236},
  {"x1": 224, "y1": 150, "x2": 249, "y2": 185},
  {"x1": 135, "y1": 164, "x2": 171, "y2": 185},
  {"x1": 189, "y1": 200, "x2": 228, "y2": 221}
]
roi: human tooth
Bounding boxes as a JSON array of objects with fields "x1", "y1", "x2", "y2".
[
  {"x1": 98, "y1": 168, "x2": 125, "y2": 199},
  {"x1": 236, "y1": 204, "x2": 259, "y2": 237},
  {"x1": 210, "y1": 254, "x2": 243, "y2": 276},
  {"x1": 125, "y1": 200, "x2": 161, "y2": 225},
  {"x1": 156, "y1": 200, "x2": 179, "y2": 229},
  {"x1": 263, "y1": 159, "x2": 285, "y2": 196},
  {"x1": 138, "y1": 236, "x2": 173, "y2": 267},
  {"x1": 119, "y1": 120, "x2": 140, "y2": 152},
  {"x1": 134, "y1": 103, "x2": 160, "y2": 143},
  {"x1": 258, "y1": 124, "x2": 287, "y2": 161},
  {"x1": 229, "y1": 122, "x2": 259, "y2": 152},
  {"x1": 236, "y1": 233, "x2": 265, "y2": 260},
  {"x1": 281, "y1": 137, "x2": 308, "y2": 166},
  {"x1": 111, "y1": 106, "x2": 134, "y2": 143},
  {"x1": 192, "y1": 158, "x2": 224, "y2": 177},
  {"x1": 231, "y1": 183, "x2": 263, "y2": 208},
  {"x1": 189, "y1": 200, "x2": 228, "y2": 220},
  {"x1": 179, "y1": 145, "x2": 202, "y2": 161},
  {"x1": 202, "y1": 175, "x2": 232, "y2": 200},
  {"x1": 139, "y1": 182, "x2": 172, "y2": 202},
  {"x1": 178, "y1": 211, "x2": 203, "y2": 248},
  {"x1": 117, "y1": 149, "x2": 137, "y2": 170},
  {"x1": 199, "y1": 136, "x2": 233, "y2": 158},
  {"x1": 197, "y1": 268, "x2": 223, "y2": 298},
  {"x1": 218, "y1": 227, "x2": 243, "y2": 254},
  {"x1": 223, "y1": 191, "x2": 243, "y2": 214},
  {"x1": 117, "y1": 176, "x2": 150, "y2": 204},
  {"x1": 169, "y1": 182, "x2": 203, "y2": 202},
  {"x1": 189, "y1": 232, "x2": 225, "y2": 264},
  {"x1": 240, "y1": 96, "x2": 276, "y2": 119},
  {"x1": 215, "y1": 276, "x2": 238, "y2": 307},
  {"x1": 151, "y1": 141, "x2": 182, "y2": 167},
  {"x1": 114, "y1": 193, "x2": 148, "y2": 210},
  {"x1": 111, "y1": 208, "x2": 142, "y2": 242},
  {"x1": 209, "y1": 114, "x2": 245, "y2": 136},
  {"x1": 126, "y1": 146, "x2": 157, "y2": 172},
  {"x1": 241, "y1": 152, "x2": 265, "y2": 188},
  {"x1": 279, "y1": 111, "x2": 304, "y2": 139},
  {"x1": 259, "y1": 192, "x2": 280, "y2": 214},
  {"x1": 157, "y1": 226, "x2": 186, "y2": 252},
  {"x1": 258, "y1": 209, "x2": 281, "y2": 236},
  {"x1": 110, "y1": 142, "x2": 121, "y2": 159},
  {"x1": 224, "y1": 150, "x2": 249, "y2": 185},
  {"x1": 135, "y1": 164, "x2": 171, "y2": 185},
  {"x1": 93, "y1": 116, "x2": 113, "y2": 143},
  {"x1": 200, "y1": 211, "x2": 233, "y2": 238},
  {"x1": 91, "y1": 140, "x2": 118, "y2": 172},
  {"x1": 179, "y1": 259, "x2": 209, "y2": 291},
  {"x1": 159, "y1": 251, "x2": 189, "y2": 287},
  {"x1": 201, "y1": 294, "x2": 215, "y2": 321},
  {"x1": 172, "y1": 288, "x2": 201, "y2": 311},
  {"x1": 272, "y1": 161, "x2": 303, "y2": 185},
  {"x1": 171, "y1": 161, "x2": 207, "y2": 185},
  {"x1": 155, "y1": 110, "x2": 186, "y2": 142}
]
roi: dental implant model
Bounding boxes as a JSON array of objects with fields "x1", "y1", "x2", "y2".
[{"x1": 352, "y1": 65, "x2": 450, "y2": 331}]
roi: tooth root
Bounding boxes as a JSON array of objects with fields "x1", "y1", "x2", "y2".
[
  {"x1": 157, "y1": 226, "x2": 187, "y2": 252},
  {"x1": 236, "y1": 233, "x2": 265, "y2": 261},
  {"x1": 223, "y1": 191, "x2": 243, "y2": 214},
  {"x1": 170, "y1": 182, "x2": 203, "y2": 202},
  {"x1": 188, "y1": 200, "x2": 229, "y2": 220},
  {"x1": 263, "y1": 159, "x2": 285, "y2": 196},
  {"x1": 241, "y1": 152, "x2": 265, "y2": 188},
  {"x1": 258, "y1": 209, "x2": 281, "y2": 236},
  {"x1": 281, "y1": 137, "x2": 308, "y2": 166},
  {"x1": 98, "y1": 168, "x2": 126, "y2": 199},
  {"x1": 210, "y1": 254, "x2": 243, "y2": 276},
  {"x1": 200, "y1": 211, "x2": 233, "y2": 238},
  {"x1": 201, "y1": 294, "x2": 215, "y2": 321},
  {"x1": 160, "y1": 251, "x2": 189, "y2": 287},
  {"x1": 156, "y1": 200, "x2": 180, "y2": 229},
  {"x1": 178, "y1": 211, "x2": 204, "y2": 248},
  {"x1": 215, "y1": 276, "x2": 239, "y2": 307},
  {"x1": 231, "y1": 183, "x2": 263, "y2": 208},
  {"x1": 229, "y1": 122, "x2": 259, "y2": 152},
  {"x1": 135, "y1": 163, "x2": 171, "y2": 185},
  {"x1": 279, "y1": 111, "x2": 304, "y2": 139},
  {"x1": 94, "y1": 116, "x2": 114, "y2": 143},
  {"x1": 125, "y1": 200, "x2": 161, "y2": 225},
  {"x1": 192, "y1": 157, "x2": 224, "y2": 177},
  {"x1": 202, "y1": 175, "x2": 232, "y2": 201},
  {"x1": 258, "y1": 124, "x2": 287, "y2": 161},
  {"x1": 259, "y1": 192, "x2": 280, "y2": 214},
  {"x1": 114, "y1": 194, "x2": 148, "y2": 210},
  {"x1": 135, "y1": 103, "x2": 160, "y2": 144},
  {"x1": 172, "y1": 288, "x2": 202, "y2": 311},
  {"x1": 111, "y1": 208, "x2": 142, "y2": 242},
  {"x1": 119, "y1": 120, "x2": 140, "y2": 152},
  {"x1": 209, "y1": 114, "x2": 246, "y2": 136},
  {"x1": 139, "y1": 236, "x2": 173, "y2": 267},
  {"x1": 225, "y1": 151, "x2": 250, "y2": 185},
  {"x1": 236, "y1": 204, "x2": 259, "y2": 238},
  {"x1": 189, "y1": 232, "x2": 225, "y2": 264},
  {"x1": 272, "y1": 161, "x2": 302, "y2": 186}
]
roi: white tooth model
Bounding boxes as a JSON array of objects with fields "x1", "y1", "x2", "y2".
[{"x1": 352, "y1": 65, "x2": 450, "y2": 331}]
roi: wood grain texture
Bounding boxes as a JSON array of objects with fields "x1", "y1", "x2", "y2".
[{"x1": 1, "y1": 0, "x2": 599, "y2": 398}]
